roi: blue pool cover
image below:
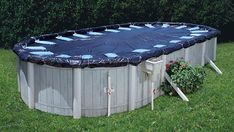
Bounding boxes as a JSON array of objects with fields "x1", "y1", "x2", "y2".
[{"x1": 13, "y1": 22, "x2": 220, "y2": 68}]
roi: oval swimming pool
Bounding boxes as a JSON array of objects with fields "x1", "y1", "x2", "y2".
[{"x1": 13, "y1": 22, "x2": 219, "y2": 118}]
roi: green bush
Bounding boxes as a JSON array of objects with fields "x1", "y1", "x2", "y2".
[
  {"x1": 0, "y1": 0, "x2": 233, "y2": 48},
  {"x1": 162, "y1": 61, "x2": 206, "y2": 95}
]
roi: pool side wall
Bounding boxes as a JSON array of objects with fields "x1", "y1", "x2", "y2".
[
  {"x1": 17, "y1": 37, "x2": 217, "y2": 118},
  {"x1": 17, "y1": 59, "x2": 163, "y2": 117}
]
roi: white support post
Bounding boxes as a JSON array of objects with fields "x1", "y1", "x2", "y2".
[
  {"x1": 206, "y1": 56, "x2": 222, "y2": 75},
  {"x1": 128, "y1": 65, "x2": 137, "y2": 111},
  {"x1": 201, "y1": 42, "x2": 206, "y2": 66},
  {"x1": 151, "y1": 81, "x2": 155, "y2": 110},
  {"x1": 165, "y1": 72, "x2": 189, "y2": 101},
  {"x1": 104, "y1": 72, "x2": 114, "y2": 117},
  {"x1": 107, "y1": 72, "x2": 111, "y2": 117},
  {"x1": 73, "y1": 68, "x2": 82, "y2": 119},
  {"x1": 27, "y1": 62, "x2": 35, "y2": 109},
  {"x1": 161, "y1": 55, "x2": 167, "y2": 83},
  {"x1": 213, "y1": 37, "x2": 217, "y2": 61},
  {"x1": 16, "y1": 57, "x2": 21, "y2": 92}
]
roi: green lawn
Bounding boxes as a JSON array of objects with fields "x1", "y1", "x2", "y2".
[{"x1": 0, "y1": 43, "x2": 234, "y2": 131}]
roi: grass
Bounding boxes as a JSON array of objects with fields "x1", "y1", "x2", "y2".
[{"x1": 0, "y1": 43, "x2": 234, "y2": 131}]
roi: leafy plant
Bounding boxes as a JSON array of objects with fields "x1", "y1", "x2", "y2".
[
  {"x1": 162, "y1": 60, "x2": 206, "y2": 95},
  {"x1": 0, "y1": 0, "x2": 233, "y2": 48}
]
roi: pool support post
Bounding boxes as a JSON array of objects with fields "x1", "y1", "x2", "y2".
[
  {"x1": 128, "y1": 65, "x2": 137, "y2": 111},
  {"x1": 27, "y1": 62, "x2": 35, "y2": 109},
  {"x1": 201, "y1": 42, "x2": 206, "y2": 66},
  {"x1": 161, "y1": 55, "x2": 167, "y2": 82},
  {"x1": 73, "y1": 68, "x2": 82, "y2": 119},
  {"x1": 213, "y1": 38, "x2": 217, "y2": 61},
  {"x1": 16, "y1": 57, "x2": 21, "y2": 92},
  {"x1": 105, "y1": 72, "x2": 114, "y2": 117},
  {"x1": 206, "y1": 56, "x2": 222, "y2": 75}
]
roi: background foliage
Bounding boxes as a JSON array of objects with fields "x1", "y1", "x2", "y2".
[{"x1": 0, "y1": 0, "x2": 234, "y2": 48}]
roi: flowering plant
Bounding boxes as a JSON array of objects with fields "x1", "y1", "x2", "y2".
[{"x1": 162, "y1": 60, "x2": 206, "y2": 95}]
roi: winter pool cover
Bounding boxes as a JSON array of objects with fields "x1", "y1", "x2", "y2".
[{"x1": 13, "y1": 22, "x2": 220, "y2": 68}]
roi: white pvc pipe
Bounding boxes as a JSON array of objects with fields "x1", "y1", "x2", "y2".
[
  {"x1": 151, "y1": 82, "x2": 154, "y2": 110},
  {"x1": 173, "y1": 87, "x2": 189, "y2": 102},
  {"x1": 165, "y1": 72, "x2": 189, "y2": 101},
  {"x1": 107, "y1": 72, "x2": 111, "y2": 116},
  {"x1": 206, "y1": 57, "x2": 222, "y2": 75}
]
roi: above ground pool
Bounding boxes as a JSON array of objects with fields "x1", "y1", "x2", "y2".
[{"x1": 13, "y1": 22, "x2": 220, "y2": 118}]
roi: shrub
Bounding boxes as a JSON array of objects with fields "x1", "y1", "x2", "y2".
[
  {"x1": 162, "y1": 61, "x2": 206, "y2": 95},
  {"x1": 0, "y1": 0, "x2": 233, "y2": 48}
]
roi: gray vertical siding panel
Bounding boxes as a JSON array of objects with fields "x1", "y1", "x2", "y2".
[
  {"x1": 142, "y1": 72, "x2": 149, "y2": 107},
  {"x1": 40, "y1": 66, "x2": 47, "y2": 112},
  {"x1": 34, "y1": 64, "x2": 38, "y2": 108},
  {"x1": 34, "y1": 65, "x2": 39, "y2": 110},
  {"x1": 59, "y1": 69, "x2": 66, "y2": 115},
  {"x1": 19, "y1": 59, "x2": 163, "y2": 117},
  {"x1": 166, "y1": 49, "x2": 185, "y2": 63},
  {"x1": 20, "y1": 61, "x2": 28, "y2": 105},
  {"x1": 123, "y1": 67, "x2": 128, "y2": 112},
  {"x1": 38, "y1": 66, "x2": 46, "y2": 112},
  {"x1": 46, "y1": 67, "x2": 52, "y2": 113},
  {"x1": 66, "y1": 69, "x2": 73, "y2": 115},
  {"x1": 83, "y1": 70, "x2": 93, "y2": 116},
  {"x1": 135, "y1": 65, "x2": 143, "y2": 108},
  {"x1": 33, "y1": 65, "x2": 73, "y2": 116},
  {"x1": 52, "y1": 67, "x2": 60, "y2": 114},
  {"x1": 110, "y1": 69, "x2": 117, "y2": 114},
  {"x1": 185, "y1": 43, "x2": 203, "y2": 66},
  {"x1": 27, "y1": 62, "x2": 35, "y2": 109},
  {"x1": 80, "y1": 67, "x2": 130, "y2": 117},
  {"x1": 205, "y1": 38, "x2": 216, "y2": 63},
  {"x1": 67, "y1": 69, "x2": 73, "y2": 115},
  {"x1": 135, "y1": 60, "x2": 162, "y2": 109},
  {"x1": 116, "y1": 68, "x2": 126, "y2": 113},
  {"x1": 161, "y1": 49, "x2": 185, "y2": 82},
  {"x1": 81, "y1": 70, "x2": 85, "y2": 116},
  {"x1": 100, "y1": 69, "x2": 108, "y2": 116},
  {"x1": 116, "y1": 68, "x2": 128, "y2": 113},
  {"x1": 115, "y1": 69, "x2": 121, "y2": 113},
  {"x1": 61, "y1": 69, "x2": 69, "y2": 115},
  {"x1": 135, "y1": 64, "x2": 149, "y2": 109},
  {"x1": 65, "y1": 69, "x2": 73, "y2": 115},
  {"x1": 136, "y1": 65, "x2": 142, "y2": 109},
  {"x1": 91, "y1": 70, "x2": 101, "y2": 116}
]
